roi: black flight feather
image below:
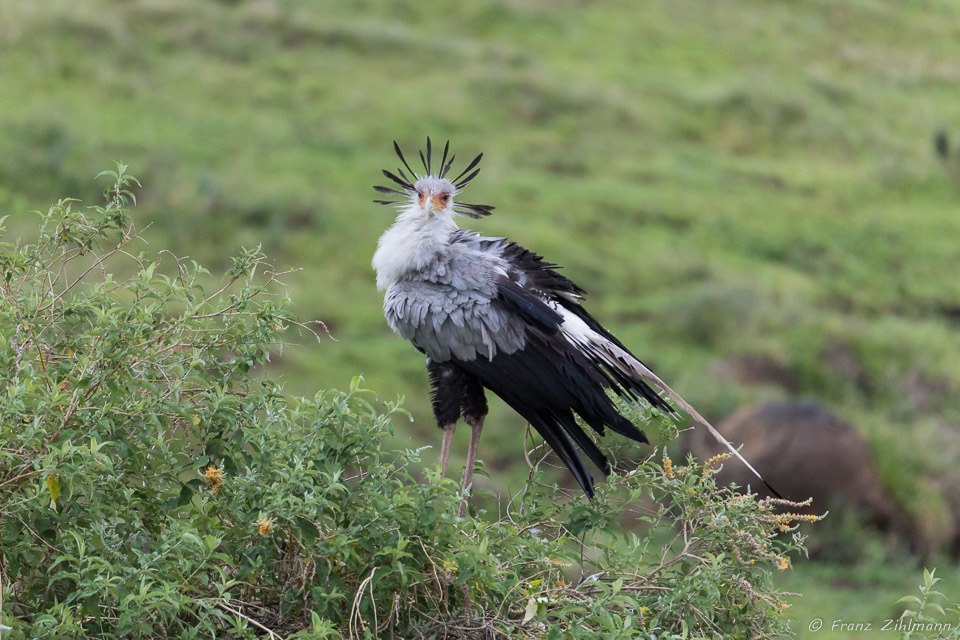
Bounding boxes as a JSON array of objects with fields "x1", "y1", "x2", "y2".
[
  {"x1": 531, "y1": 412, "x2": 597, "y2": 497},
  {"x1": 498, "y1": 280, "x2": 563, "y2": 329},
  {"x1": 553, "y1": 408, "x2": 612, "y2": 476},
  {"x1": 462, "y1": 322, "x2": 650, "y2": 476}
]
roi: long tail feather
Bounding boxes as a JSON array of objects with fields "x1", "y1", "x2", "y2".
[
  {"x1": 637, "y1": 366, "x2": 782, "y2": 499},
  {"x1": 557, "y1": 309, "x2": 781, "y2": 498}
]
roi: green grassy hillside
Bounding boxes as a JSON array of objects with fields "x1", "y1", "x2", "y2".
[{"x1": 3, "y1": 0, "x2": 960, "y2": 635}]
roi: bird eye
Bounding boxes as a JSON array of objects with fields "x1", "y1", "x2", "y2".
[{"x1": 440, "y1": 194, "x2": 450, "y2": 203}]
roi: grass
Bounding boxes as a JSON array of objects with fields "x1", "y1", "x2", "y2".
[
  {"x1": 2, "y1": 0, "x2": 960, "y2": 634},
  {"x1": 781, "y1": 561, "x2": 960, "y2": 639}
]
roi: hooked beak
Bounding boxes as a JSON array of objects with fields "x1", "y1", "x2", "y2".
[{"x1": 419, "y1": 192, "x2": 434, "y2": 213}]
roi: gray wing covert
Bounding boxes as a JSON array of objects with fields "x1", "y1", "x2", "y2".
[{"x1": 384, "y1": 279, "x2": 526, "y2": 362}]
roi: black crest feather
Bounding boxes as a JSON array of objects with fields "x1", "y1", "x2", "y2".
[
  {"x1": 451, "y1": 153, "x2": 483, "y2": 186},
  {"x1": 454, "y1": 202, "x2": 495, "y2": 219},
  {"x1": 394, "y1": 140, "x2": 417, "y2": 179},
  {"x1": 373, "y1": 139, "x2": 494, "y2": 217},
  {"x1": 455, "y1": 168, "x2": 481, "y2": 189},
  {"x1": 439, "y1": 140, "x2": 450, "y2": 177},
  {"x1": 381, "y1": 169, "x2": 412, "y2": 190}
]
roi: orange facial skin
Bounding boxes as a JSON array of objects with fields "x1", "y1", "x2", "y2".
[{"x1": 418, "y1": 191, "x2": 451, "y2": 210}]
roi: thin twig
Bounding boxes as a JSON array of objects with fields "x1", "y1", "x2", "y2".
[
  {"x1": 349, "y1": 566, "x2": 378, "y2": 639},
  {"x1": 214, "y1": 600, "x2": 286, "y2": 640},
  {"x1": 0, "y1": 469, "x2": 43, "y2": 490}
]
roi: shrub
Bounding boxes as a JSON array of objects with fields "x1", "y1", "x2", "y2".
[
  {"x1": 896, "y1": 569, "x2": 960, "y2": 640},
  {"x1": 0, "y1": 167, "x2": 810, "y2": 639}
]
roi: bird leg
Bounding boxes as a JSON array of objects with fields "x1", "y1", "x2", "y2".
[
  {"x1": 458, "y1": 415, "x2": 484, "y2": 517},
  {"x1": 439, "y1": 423, "x2": 456, "y2": 477}
]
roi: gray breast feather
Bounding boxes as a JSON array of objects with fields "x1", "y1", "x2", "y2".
[
  {"x1": 384, "y1": 280, "x2": 527, "y2": 361},
  {"x1": 380, "y1": 229, "x2": 536, "y2": 361}
]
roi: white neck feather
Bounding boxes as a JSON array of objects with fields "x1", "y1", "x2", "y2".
[{"x1": 372, "y1": 205, "x2": 459, "y2": 291}]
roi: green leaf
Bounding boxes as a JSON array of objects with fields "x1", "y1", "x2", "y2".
[
  {"x1": 83, "y1": 593, "x2": 101, "y2": 619},
  {"x1": 523, "y1": 597, "x2": 539, "y2": 624},
  {"x1": 204, "y1": 535, "x2": 221, "y2": 553},
  {"x1": 177, "y1": 484, "x2": 195, "y2": 507},
  {"x1": 45, "y1": 474, "x2": 60, "y2": 511},
  {"x1": 182, "y1": 532, "x2": 205, "y2": 551},
  {"x1": 297, "y1": 517, "x2": 318, "y2": 545}
]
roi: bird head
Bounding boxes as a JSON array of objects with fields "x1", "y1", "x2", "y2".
[
  {"x1": 373, "y1": 138, "x2": 495, "y2": 219},
  {"x1": 412, "y1": 176, "x2": 457, "y2": 215}
]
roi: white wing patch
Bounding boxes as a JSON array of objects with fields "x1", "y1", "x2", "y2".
[{"x1": 552, "y1": 304, "x2": 659, "y2": 380}]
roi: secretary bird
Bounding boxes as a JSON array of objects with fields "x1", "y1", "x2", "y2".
[{"x1": 372, "y1": 139, "x2": 776, "y2": 515}]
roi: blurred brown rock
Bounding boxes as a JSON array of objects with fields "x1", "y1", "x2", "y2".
[{"x1": 687, "y1": 401, "x2": 914, "y2": 557}]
